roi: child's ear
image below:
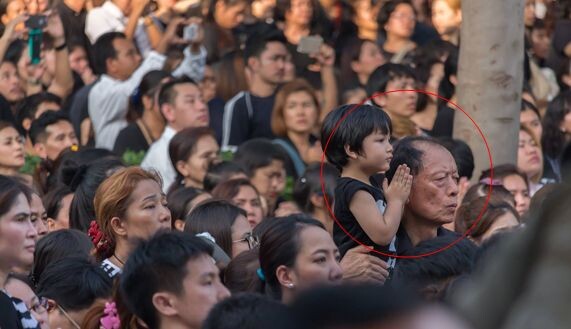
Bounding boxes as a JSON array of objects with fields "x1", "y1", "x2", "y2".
[{"x1": 344, "y1": 144, "x2": 359, "y2": 160}]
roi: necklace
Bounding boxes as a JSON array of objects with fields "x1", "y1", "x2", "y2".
[
  {"x1": 113, "y1": 254, "x2": 126, "y2": 266},
  {"x1": 136, "y1": 119, "x2": 156, "y2": 146}
]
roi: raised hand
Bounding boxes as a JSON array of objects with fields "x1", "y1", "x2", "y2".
[{"x1": 384, "y1": 164, "x2": 413, "y2": 204}]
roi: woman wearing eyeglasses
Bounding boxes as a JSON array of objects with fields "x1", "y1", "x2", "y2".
[
  {"x1": 0, "y1": 175, "x2": 38, "y2": 329},
  {"x1": 377, "y1": 0, "x2": 417, "y2": 64},
  {"x1": 184, "y1": 199, "x2": 259, "y2": 258},
  {"x1": 5, "y1": 273, "x2": 48, "y2": 329}
]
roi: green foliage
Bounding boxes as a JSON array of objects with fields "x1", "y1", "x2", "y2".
[
  {"x1": 20, "y1": 154, "x2": 42, "y2": 175},
  {"x1": 122, "y1": 150, "x2": 146, "y2": 166},
  {"x1": 281, "y1": 176, "x2": 295, "y2": 201}
]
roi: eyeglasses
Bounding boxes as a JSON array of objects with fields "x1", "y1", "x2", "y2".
[
  {"x1": 233, "y1": 232, "x2": 260, "y2": 250},
  {"x1": 45, "y1": 299, "x2": 81, "y2": 329},
  {"x1": 28, "y1": 297, "x2": 48, "y2": 314}
]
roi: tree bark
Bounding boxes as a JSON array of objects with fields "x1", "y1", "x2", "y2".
[{"x1": 453, "y1": 0, "x2": 525, "y2": 178}]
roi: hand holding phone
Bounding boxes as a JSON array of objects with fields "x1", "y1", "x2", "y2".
[
  {"x1": 297, "y1": 35, "x2": 323, "y2": 55},
  {"x1": 183, "y1": 24, "x2": 199, "y2": 41}
]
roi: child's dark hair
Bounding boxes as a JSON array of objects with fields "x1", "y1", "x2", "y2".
[
  {"x1": 365, "y1": 63, "x2": 417, "y2": 96},
  {"x1": 320, "y1": 104, "x2": 392, "y2": 171},
  {"x1": 203, "y1": 161, "x2": 247, "y2": 192},
  {"x1": 224, "y1": 248, "x2": 262, "y2": 294},
  {"x1": 233, "y1": 138, "x2": 287, "y2": 177},
  {"x1": 167, "y1": 186, "x2": 206, "y2": 228},
  {"x1": 293, "y1": 163, "x2": 339, "y2": 213}
]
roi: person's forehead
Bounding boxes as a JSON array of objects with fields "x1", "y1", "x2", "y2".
[
  {"x1": 416, "y1": 143, "x2": 457, "y2": 174},
  {"x1": 262, "y1": 42, "x2": 288, "y2": 56},
  {"x1": 185, "y1": 254, "x2": 218, "y2": 279},
  {"x1": 46, "y1": 120, "x2": 73, "y2": 133}
]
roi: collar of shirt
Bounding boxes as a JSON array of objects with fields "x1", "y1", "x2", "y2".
[
  {"x1": 102, "y1": 1, "x2": 127, "y2": 23},
  {"x1": 162, "y1": 125, "x2": 177, "y2": 141}
]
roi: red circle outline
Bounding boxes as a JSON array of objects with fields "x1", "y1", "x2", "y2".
[{"x1": 320, "y1": 89, "x2": 494, "y2": 259}]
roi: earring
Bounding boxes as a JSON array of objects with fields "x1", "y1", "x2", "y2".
[{"x1": 286, "y1": 283, "x2": 295, "y2": 288}]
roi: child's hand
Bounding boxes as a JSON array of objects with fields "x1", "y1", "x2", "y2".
[{"x1": 383, "y1": 164, "x2": 413, "y2": 204}]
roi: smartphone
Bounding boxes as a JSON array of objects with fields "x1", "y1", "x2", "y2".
[
  {"x1": 25, "y1": 15, "x2": 48, "y2": 30},
  {"x1": 183, "y1": 24, "x2": 199, "y2": 41},
  {"x1": 297, "y1": 35, "x2": 323, "y2": 54}
]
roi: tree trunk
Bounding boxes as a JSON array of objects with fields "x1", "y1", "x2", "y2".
[{"x1": 453, "y1": 0, "x2": 525, "y2": 178}]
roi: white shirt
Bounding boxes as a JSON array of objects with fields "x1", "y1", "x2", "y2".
[
  {"x1": 85, "y1": 1, "x2": 151, "y2": 55},
  {"x1": 89, "y1": 51, "x2": 166, "y2": 150},
  {"x1": 141, "y1": 126, "x2": 178, "y2": 192}
]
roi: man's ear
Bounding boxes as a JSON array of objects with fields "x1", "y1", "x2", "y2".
[
  {"x1": 33, "y1": 143, "x2": 47, "y2": 159},
  {"x1": 152, "y1": 292, "x2": 179, "y2": 317},
  {"x1": 247, "y1": 57, "x2": 260, "y2": 72},
  {"x1": 373, "y1": 94, "x2": 387, "y2": 107},
  {"x1": 344, "y1": 144, "x2": 358, "y2": 160},
  {"x1": 22, "y1": 118, "x2": 32, "y2": 132},
  {"x1": 174, "y1": 219, "x2": 185, "y2": 231},
  {"x1": 161, "y1": 103, "x2": 175, "y2": 124}
]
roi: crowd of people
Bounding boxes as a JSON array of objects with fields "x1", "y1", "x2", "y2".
[{"x1": 0, "y1": 0, "x2": 570, "y2": 328}]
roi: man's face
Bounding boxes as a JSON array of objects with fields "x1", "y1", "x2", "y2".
[
  {"x1": 374, "y1": 76, "x2": 418, "y2": 118},
  {"x1": 169, "y1": 255, "x2": 230, "y2": 328},
  {"x1": 169, "y1": 83, "x2": 209, "y2": 131},
  {"x1": 110, "y1": 38, "x2": 142, "y2": 80},
  {"x1": 37, "y1": 121, "x2": 78, "y2": 161},
  {"x1": 406, "y1": 144, "x2": 459, "y2": 225},
  {"x1": 253, "y1": 42, "x2": 288, "y2": 86}
]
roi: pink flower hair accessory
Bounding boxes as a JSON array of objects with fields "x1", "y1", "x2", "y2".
[{"x1": 100, "y1": 301, "x2": 120, "y2": 329}]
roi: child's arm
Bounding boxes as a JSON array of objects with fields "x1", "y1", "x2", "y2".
[{"x1": 349, "y1": 165, "x2": 412, "y2": 245}]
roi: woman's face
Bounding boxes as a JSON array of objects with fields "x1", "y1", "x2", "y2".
[
  {"x1": 230, "y1": 214, "x2": 252, "y2": 258},
  {"x1": 232, "y1": 185, "x2": 264, "y2": 227},
  {"x1": 0, "y1": 62, "x2": 24, "y2": 103},
  {"x1": 385, "y1": 4, "x2": 416, "y2": 39},
  {"x1": 68, "y1": 47, "x2": 90, "y2": 76},
  {"x1": 283, "y1": 91, "x2": 319, "y2": 135},
  {"x1": 216, "y1": 1, "x2": 248, "y2": 29},
  {"x1": 286, "y1": 0, "x2": 314, "y2": 27},
  {"x1": 250, "y1": 160, "x2": 285, "y2": 205},
  {"x1": 0, "y1": 127, "x2": 25, "y2": 170},
  {"x1": 502, "y1": 174, "x2": 530, "y2": 217},
  {"x1": 531, "y1": 28, "x2": 550, "y2": 60},
  {"x1": 0, "y1": 193, "x2": 36, "y2": 270},
  {"x1": 517, "y1": 130, "x2": 542, "y2": 179},
  {"x1": 426, "y1": 62, "x2": 444, "y2": 98},
  {"x1": 1, "y1": 0, "x2": 25, "y2": 26},
  {"x1": 520, "y1": 109, "x2": 543, "y2": 142},
  {"x1": 289, "y1": 226, "x2": 342, "y2": 293},
  {"x1": 122, "y1": 179, "x2": 172, "y2": 240},
  {"x1": 480, "y1": 212, "x2": 519, "y2": 242},
  {"x1": 30, "y1": 193, "x2": 48, "y2": 241},
  {"x1": 431, "y1": 0, "x2": 461, "y2": 36},
  {"x1": 5, "y1": 279, "x2": 49, "y2": 329},
  {"x1": 353, "y1": 41, "x2": 384, "y2": 76},
  {"x1": 48, "y1": 193, "x2": 73, "y2": 232},
  {"x1": 181, "y1": 135, "x2": 220, "y2": 188}
]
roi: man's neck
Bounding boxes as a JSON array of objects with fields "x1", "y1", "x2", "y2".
[
  {"x1": 141, "y1": 110, "x2": 165, "y2": 140},
  {"x1": 384, "y1": 35, "x2": 410, "y2": 53},
  {"x1": 64, "y1": 0, "x2": 85, "y2": 13},
  {"x1": 402, "y1": 211, "x2": 439, "y2": 247},
  {"x1": 249, "y1": 77, "x2": 276, "y2": 98},
  {"x1": 159, "y1": 318, "x2": 199, "y2": 329}
]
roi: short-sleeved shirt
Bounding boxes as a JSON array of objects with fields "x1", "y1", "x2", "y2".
[{"x1": 333, "y1": 177, "x2": 397, "y2": 265}]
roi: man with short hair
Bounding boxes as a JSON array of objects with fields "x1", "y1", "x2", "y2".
[
  {"x1": 141, "y1": 77, "x2": 209, "y2": 191},
  {"x1": 29, "y1": 110, "x2": 78, "y2": 161},
  {"x1": 365, "y1": 63, "x2": 418, "y2": 120},
  {"x1": 385, "y1": 136, "x2": 460, "y2": 254},
  {"x1": 88, "y1": 27, "x2": 206, "y2": 150},
  {"x1": 120, "y1": 231, "x2": 230, "y2": 329},
  {"x1": 221, "y1": 27, "x2": 289, "y2": 151}
]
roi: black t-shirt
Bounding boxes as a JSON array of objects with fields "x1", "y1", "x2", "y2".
[
  {"x1": 333, "y1": 177, "x2": 397, "y2": 263},
  {"x1": 208, "y1": 97, "x2": 225, "y2": 144},
  {"x1": 113, "y1": 122, "x2": 150, "y2": 156},
  {"x1": 431, "y1": 105, "x2": 455, "y2": 137},
  {"x1": 395, "y1": 225, "x2": 459, "y2": 255},
  {"x1": 223, "y1": 92, "x2": 277, "y2": 148}
]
